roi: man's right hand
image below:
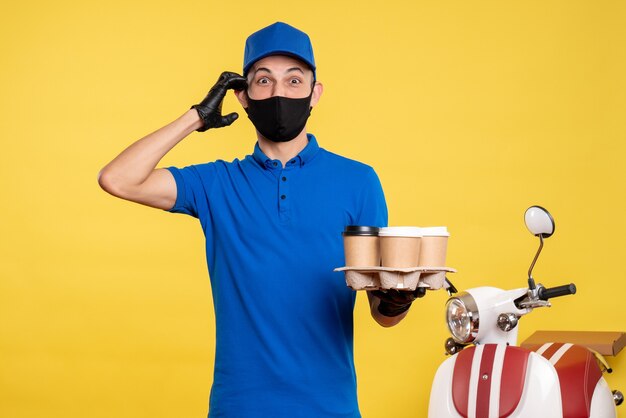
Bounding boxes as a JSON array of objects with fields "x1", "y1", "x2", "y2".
[{"x1": 191, "y1": 71, "x2": 248, "y2": 132}]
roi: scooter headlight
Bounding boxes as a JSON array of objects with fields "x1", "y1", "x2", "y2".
[{"x1": 445, "y1": 292, "x2": 479, "y2": 344}]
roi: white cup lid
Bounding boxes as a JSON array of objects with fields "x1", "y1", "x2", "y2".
[
  {"x1": 378, "y1": 226, "x2": 423, "y2": 237},
  {"x1": 421, "y1": 226, "x2": 450, "y2": 237}
]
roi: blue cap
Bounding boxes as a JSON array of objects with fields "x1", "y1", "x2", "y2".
[{"x1": 243, "y1": 22, "x2": 316, "y2": 79}]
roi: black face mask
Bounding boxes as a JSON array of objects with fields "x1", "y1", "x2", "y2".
[{"x1": 244, "y1": 89, "x2": 313, "y2": 142}]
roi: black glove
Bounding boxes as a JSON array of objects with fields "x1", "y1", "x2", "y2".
[
  {"x1": 370, "y1": 288, "x2": 426, "y2": 317},
  {"x1": 191, "y1": 71, "x2": 248, "y2": 132}
]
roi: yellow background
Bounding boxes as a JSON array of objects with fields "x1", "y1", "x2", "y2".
[{"x1": 1, "y1": 0, "x2": 625, "y2": 417}]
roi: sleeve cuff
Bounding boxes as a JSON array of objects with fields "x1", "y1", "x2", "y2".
[{"x1": 164, "y1": 166, "x2": 186, "y2": 213}]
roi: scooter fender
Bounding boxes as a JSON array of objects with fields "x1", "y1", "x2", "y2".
[{"x1": 428, "y1": 344, "x2": 562, "y2": 418}]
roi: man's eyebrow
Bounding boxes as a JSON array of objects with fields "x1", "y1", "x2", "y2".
[
  {"x1": 252, "y1": 66, "x2": 306, "y2": 76},
  {"x1": 285, "y1": 67, "x2": 305, "y2": 75},
  {"x1": 254, "y1": 67, "x2": 272, "y2": 75}
]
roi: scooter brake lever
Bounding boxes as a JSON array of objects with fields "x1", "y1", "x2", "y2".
[
  {"x1": 517, "y1": 297, "x2": 551, "y2": 309},
  {"x1": 516, "y1": 284, "x2": 551, "y2": 309}
]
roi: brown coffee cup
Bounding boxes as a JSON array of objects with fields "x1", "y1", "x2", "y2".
[
  {"x1": 379, "y1": 227, "x2": 422, "y2": 268},
  {"x1": 418, "y1": 227, "x2": 449, "y2": 267},
  {"x1": 342, "y1": 226, "x2": 380, "y2": 267}
]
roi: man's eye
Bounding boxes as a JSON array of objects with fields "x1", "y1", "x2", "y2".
[
  {"x1": 290, "y1": 78, "x2": 302, "y2": 84},
  {"x1": 257, "y1": 78, "x2": 270, "y2": 84}
]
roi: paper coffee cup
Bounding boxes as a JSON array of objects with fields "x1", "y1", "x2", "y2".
[
  {"x1": 379, "y1": 227, "x2": 422, "y2": 268},
  {"x1": 342, "y1": 226, "x2": 380, "y2": 267},
  {"x1": 418, "y1": 226, "x2": 449, "y2": 267}
]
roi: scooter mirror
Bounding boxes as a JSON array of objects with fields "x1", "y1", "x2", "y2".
[{"x1": 524, "y1": 206, "x2": 555, "y2": 238}]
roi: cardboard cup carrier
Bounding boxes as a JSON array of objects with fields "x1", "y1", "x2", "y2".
[{"x1": 338, "y1": 225, "x2": 453, "y2": 291}]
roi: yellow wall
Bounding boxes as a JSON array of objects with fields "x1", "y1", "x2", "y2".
[{"x1": 1, "y1": 1, "x2": 625, "y2": 417}]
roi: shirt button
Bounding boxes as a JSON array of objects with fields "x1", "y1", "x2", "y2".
[
  {"x1": 273, "y1": 162, "x2": 278, "y2": 167},
  {"x1": 281, "y1": 195, "x2": 286, "y2": 200},
  {"x1": 290, "y1": 160, "x2": 295, "y2": 164},
  {"x1": 282, "y1": 176, "x2": 287, "y2": 181}
]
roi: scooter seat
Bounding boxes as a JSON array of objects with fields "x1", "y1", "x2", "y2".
[{"x1": 532, "y1": 342, "x2": 603, "y2": 418}]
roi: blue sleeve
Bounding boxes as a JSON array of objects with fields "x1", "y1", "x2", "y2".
[
  {"x1": 355, "y1": 167, "x2": 388, "y2": 228},
  {"x1": 164, "y1": 163, "x2": 217, "y2": 218}
]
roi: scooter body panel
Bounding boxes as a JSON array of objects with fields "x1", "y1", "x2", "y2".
[
  {"x1": 429, "y1": 354, "x2": 463, "y2": 418},
  {"x1": 429, "y1": 344, "x2": 562, "y2": 418}
]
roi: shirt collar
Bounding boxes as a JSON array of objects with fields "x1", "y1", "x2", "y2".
[{"x1": 252, "y1": 133, "x2": 320, "y2": 169}]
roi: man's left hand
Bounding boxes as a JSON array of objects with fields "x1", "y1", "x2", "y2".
[{"x1": 369, "y1": 288, "x2": 426, "y2": 317}]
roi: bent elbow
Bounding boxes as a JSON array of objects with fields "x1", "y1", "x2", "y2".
[{"x1": 97, "y1": 168, "x2": 122, "y2": 197}]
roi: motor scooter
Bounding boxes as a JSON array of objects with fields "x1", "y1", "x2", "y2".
[{"x1": 428, "y1": 206, "x2": 624, "y2": 418}]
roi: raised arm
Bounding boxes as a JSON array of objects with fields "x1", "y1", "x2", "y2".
[{"x1": 97, "y1": 72, "x2": 247, "y2": 210}]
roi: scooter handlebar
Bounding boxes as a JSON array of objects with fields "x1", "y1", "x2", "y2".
[{"x1": 538, "y1": 283, "x2": 577, "y2": 300}]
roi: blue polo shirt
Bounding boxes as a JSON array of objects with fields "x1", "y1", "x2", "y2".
[{"x1": 166, "y1": 134, "x2": 388, "y2": 418}]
